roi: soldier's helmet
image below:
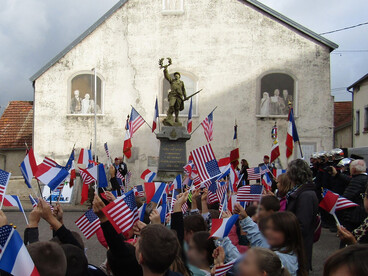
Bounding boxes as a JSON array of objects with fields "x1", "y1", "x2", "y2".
[
  {"x1": 330, "y1": 148, "x2": 344, "y2": 160},
  {"x1": 337, "y1": 158, "x2": 353, "y2": 167}
]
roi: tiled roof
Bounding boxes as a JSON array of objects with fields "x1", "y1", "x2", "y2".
[
  {"x1": 334, "y1": 101, "x2": 352, "y2": 129},
  {"x1": 0, "y1": 101, "x2": 33, "y2": 149}
]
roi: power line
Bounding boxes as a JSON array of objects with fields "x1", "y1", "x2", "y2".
[{"x1": 320, "y1": 21, "x2": 368, "y2": 35}]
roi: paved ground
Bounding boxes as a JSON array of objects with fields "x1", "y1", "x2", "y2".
[{"x1": 4, "y1": 210, "x2": 340, "y2": 275}]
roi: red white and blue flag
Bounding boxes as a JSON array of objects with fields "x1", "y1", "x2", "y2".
[
  {"x1": 141, "y1": 169, "x2": 156, "y2": 182},
  {"x1": 129, "y1": 107, "x2": 145, "y2": 137},
  {"x1": 237, "y1": 185, "x2": 263, "y2": 202},
  {"x1": 144, "y1": 182, "x2": 166, "y2": 204},
  {"x1": 320, "y1": 189, "x2": 359, "y2": 213},
  {"x1": 170, "y1": 190, "x2": 188, "y2": 214},
  {"x1": 0, "y1": 225, "x2": 39, "y2": 276},
  {"x1": 102, "y1": 190, "x2": 138, "y2": 235},
  {"x1": 246, "y1": 167, "x2": 261, "y2": 180},
  {"x1": 190, "y1": 144, "x2": 221, "y2": 186},
  {"x1": 210, "y1": 215, "x2": 239, "y2": 238},
  {"x1": 29, "y1": 195, "x2": 38, "y2": 208},
  {"x1": 65, "y1": 150, "x2": 76, "y2": 187},
  {"x1": 20, "y1": 148, "x2": 38, "y2": 189},
  {"x1": 274, "y1": 169, "x2": 287, "y2": 177},
  {"x1": 262, "y1": 173, "x2": 272, "y2": 191},
  {"x1": 123, "y1": 118, "x2": 133, "y2": 159},
  {"x1": 75, "y1": 209, "x2": 101, "y2": 239},
  {"x1": 152, "y1": 97, "x2": 159, "y2": 133},
  {"x1": 134, "y1": 185, "x2": 145, "y2": 197},
  {"x1": 0, "y1": 195, "x2": 24, "y2": 212},
  {"x1": 78, "y1": 148, "x2": 92, "y2": 167},
  {"x1": 172, "y1": 174, "x2": 182, "y2": 190},
  {"x1": 187, "y1": 98, "x2": 193, "y2": 133},
  {"x1": 201, "y1": 112, "x2": 214, "y2": 142},
  {"x1": 286, "y1": 108, "x2": 299, "y2": 159},
  {"x1": 214, "y1": 259, "x2": 237, "y2": 276},
  {"x1": 270, "y1": 139, "x2": 280, "y2": 163},
  {"x1": 0, "y1": 169, "x2": 11, "y2": 203}
]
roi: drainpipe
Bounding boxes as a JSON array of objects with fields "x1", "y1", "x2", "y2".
[
  {"x1": 347, "y1": 87, "x2": 354, "y2": 148},
  {"x1": 0, "y1": 152, "x2": 6, "y2": 171}
]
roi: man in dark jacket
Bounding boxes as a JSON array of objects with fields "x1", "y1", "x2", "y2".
[{"x1": 332, "y1": 160, "x2": 368, "y2": 232}]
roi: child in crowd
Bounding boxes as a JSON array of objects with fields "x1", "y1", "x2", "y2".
[
  {"x1": 222, "y1": 203, "x2": 307, "y2": 276},
  {"x1": 257, "y1": 195, "x2": 281, "y2": 221},
  {"x1": 323, "y1": 244, "x2": 368, "y2": 276}
]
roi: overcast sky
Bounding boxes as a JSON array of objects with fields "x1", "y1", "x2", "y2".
[{"x1": 0, "y1": 0, "x2": 367, "y2": 114}]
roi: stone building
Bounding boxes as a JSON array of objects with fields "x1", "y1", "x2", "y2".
[
  {"x1": 0, "y1": 101, "x2": 33, "y2": 176},
  {"x1": 30, "y1": 0, "x2": 338, "y2": 185},
  {"x1": 347, "y1": 73, "x2": 368, "y2": 147},
  {"x1": 334, "y1": 102, "x2": 352, "y2": 148}
]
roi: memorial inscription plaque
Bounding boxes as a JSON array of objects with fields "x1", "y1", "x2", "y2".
[{"x1": 156, "y1": 126, "x2": 191, "y2": 181}]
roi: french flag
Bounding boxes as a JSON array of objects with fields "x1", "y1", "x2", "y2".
[
  {"x1": 0, "y1": 195, "x2": 23, "y2": 211},
  {"x1": 0, "y1": 225, "x2": 39, "y2": 276},
  {"x1": 286, "y1": 108, "x2": 299, "y2": 159},
  {"x1": 319, "y1": 190, "x2": 339, "y2": 214},
  {"x1": 172, "y1": 175, "x2": 182, "y2": 190},
  {"x1": 262, "y1": 173, "x2": 272, "y2": 191},
  {"x1": 210, "y1": 215, "x2": 239, "y2": 238},
  {"x1": 78, "y1": 148, "x2": 92, "y2": 167},
  {"x1": 34, "y1": 158, "x2": 69, "y2": 191},
  {"x1": 152, "y1": 97, "x2": 159, "y2": 133},
  {"x1": 144, "y1": 182, "x2": 166, "y2": 204},
  {"x1": 141, "y1": 169, "x2": 156, "y2": 182},
  {"x1": 187, "y1": 98, "x2": 193, "y2": 133},
  {"x1": 138, "y1": 203, "x2": 147, "y2": 222},
  {"x1": 20, "y1": 148, "x2": 38, "y2": 188},
  {"x1": 86, "y1": 164, "x2": 108, "y2": 188}
]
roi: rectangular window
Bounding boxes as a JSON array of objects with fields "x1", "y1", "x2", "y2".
[
  {"x1": 356, "y1": 110, "x2": 360, "y2": 134},
  {"x1": 364, "y1": 106, "x2": 368, "y2": 132}
]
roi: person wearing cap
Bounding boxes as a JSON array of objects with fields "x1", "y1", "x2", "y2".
[
  {"x1": 109, "y1": 157, "x2": 128, "y2": 196},
  {"x1": 258, "y1": 155, "x2": 276, "y2": 190}
]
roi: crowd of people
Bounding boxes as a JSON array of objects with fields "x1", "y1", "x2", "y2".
[{"x1": 1, "y1": 150, "x2": 368, "y2": 276}]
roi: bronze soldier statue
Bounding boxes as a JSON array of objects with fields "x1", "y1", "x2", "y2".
[{"x1": 160, "y1": 58, "x2": 187, "y2": 126}]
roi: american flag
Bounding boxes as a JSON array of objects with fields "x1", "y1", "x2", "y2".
[
  {"x1": 75, "y1": 209, "x2": 101, "y2": 239},
  {"x1": 170, "y1": 190, "x2": 188, "y2": 214},
  {"x1": 323, "y1": 189, "x2": 359, "y2": 211},
  {"x1": 259, "y1": 164, "x2": 270, "y2": 175},
  {"x1": 102, "y1": 190, "x2": 138, "y2": 235},
  {"x1": 43, "y1": 157, "x2": 60, "y2": 168},
  {"x1": 201, "y1": 112, "x2": 214, "y2": 142},
  {"x1": 217, "y1": 182, "x2": 228, "y2": 204},
  {"x1": 0, "y1": 169, "x2": 11, "y2": 201},
  {"x1": 79, "y1": 167, "x2": 95, "y2": 185},
  {"x1": 208, "y1": 181, "x2": 219, "y2": 204},
  {"x1": 129, "y1": 107, "x2": 145, "y2": 137},
  {"x1": 246, "y1": 167, "x2": 261, "y2": 180},
  {"x1": 134, "y1": 185, "x2": 145, "y2": 197},
  {"x1": 219, "y1": 192, "x2": 227, "y2": 214},
  {"x1": 125, "y1": 170, "x2": 132, "y2": 186},
  {"x1": 214, "y1": 259, "x2": 237, "y2": 276},
  {"x1": 104, "y1": 142, "x2": 110, "y2": 160},
  {"x1": 116, "y1": 170, "x2": 125, "y2": 182},
  {"x1": 0, "y1": 225, "x2": 13, "y2": 254},
  {"x1": 190, "y1": 144, "x2": 221, "y2": 185},
  {"x1": 237, "y1": 185, "x2": 263, "y2": 202}
]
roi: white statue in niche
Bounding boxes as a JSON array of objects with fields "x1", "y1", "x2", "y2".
[
  {"x1": 260, "y1": 92, "x2": 270, "y2": 116},
  {"x1": 164, "y1": 0, "x2": 182, "y2": 10},
  {"x1": 70, "y1": 90, "x2": 81, "y2": 114},
  {"x1": 81, "y1": 93, "x2": 93, "y2": 114}
]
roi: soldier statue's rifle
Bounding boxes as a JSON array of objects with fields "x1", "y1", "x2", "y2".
[{"x1": 185, "y1": 89, "x2": 203, "y2": 101}]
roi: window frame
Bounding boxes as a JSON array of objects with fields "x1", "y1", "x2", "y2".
[
  {"x1": 67, "y1": 71, "x2": 105, "y2": 116},
  {"x1": 355, "y1": 109, "x2": 360, "y2": 135},
  {"x1": 256, "y1": 70, "x2": 298, "y2": 118},
  {"x1": 364, "y1": 106, "x2": 368, "y2": 133},
  {"x1": 158, "y1": 69, "x2": 199, "y2": 118}
]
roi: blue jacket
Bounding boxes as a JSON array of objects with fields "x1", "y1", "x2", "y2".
[{"x1": 221, "y1": 217, "x2": 299, "y2": 276}]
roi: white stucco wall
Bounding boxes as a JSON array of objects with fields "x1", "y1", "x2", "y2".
[
  {"x1": 33, "y1": 0, "x2": 334, "y2": 185},
  {"x1": 353, "y1": 79, "x2": 368, "y2": 147}
]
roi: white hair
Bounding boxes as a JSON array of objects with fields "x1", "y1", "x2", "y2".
[{"x1": 350, "y1": 160, "x2": 367, "y2": 173}]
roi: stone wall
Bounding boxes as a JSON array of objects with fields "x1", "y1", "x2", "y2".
[{"x1": 33, "y1": 0, "x2": 334, "y2": 186}]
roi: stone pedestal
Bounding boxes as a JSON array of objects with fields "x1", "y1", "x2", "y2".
[{"x1": 156, "y1": 126, "x2": 191, "y2": 182}]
